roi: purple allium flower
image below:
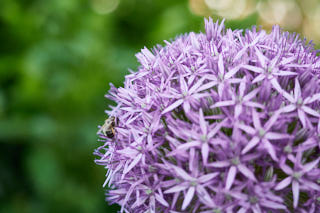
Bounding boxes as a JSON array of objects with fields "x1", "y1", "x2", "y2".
[{"x1": 94, "y1": 18, "x2": 320, "y2": 212}]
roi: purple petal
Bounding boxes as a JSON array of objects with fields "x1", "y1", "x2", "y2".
[
  {"x1": 242, "y1": 65, "x2": 264, "y2": 73},
  {"x1": 198, "y1": 172, "x2": 219, "y2": 183},
  {"x1": 238, "y1": 164, "x2": 257, "y2": 181},
  {"x1": 274, "y1": 70, "x2": 298, "y2": 76},
  {"x1": 207, "y1": 160, "x2": 230, "y2": 168},
  {"x1": 260, "y1": 200, "x2": 287, "y2": 210},
  {"x1": 196, "y1": 185, "x2": 216, "y2": 208},
  {"x1": 242, "y1": 136, "x2": 260, "y2": 154},
  {"x1": 255, "y1": 46, "x2": 267, "y2": 68},
  {"x1": 225, "y1": 66, "x2": 240, "y2": 79},
  {"x1": 275, "y1": 176, "x2": 292, "y2": 190},
  {"x1": 225, "y1": 166, "x2": 237, "y2": 190},
  {"x1": 281, "y1": 104, "x2": 296, "y2": 113},
  {"x1": 238, "y1": 123, "x2": 256, "y2": 135},
  {"x1": 292, "y1": 180, "x2": 300, "y2": 209},
  {"x1": 302, "y1": 158, "x2": 320, "y2": 174},
  {"x1": 171, "y1": 164, "x2": 193, "y2": 181},
  {"x1": 162, "y1": 99, "x2": 184, "y2": 114},
  {"x1": 123, "y1": 153, "x2": 142, "y2": 174},
  {"x1": 196, "y1": 81, "x2": 218, "y2": 93},
  {"x1": 182, "y1": 186, "x2": 195, "y2": 210},
  {"x1": 304, "y1": 93, "x2": 320, "y2": 104},
  {"x1": 264, "y1": 109, "x2": 281, "y2": 131},
  {"x1": 155, "y1": 193, "x2": 169, "y2": 207},
  {"x1": 252, "y1": 109, "x2": 262, "y2": 129},
  {"x1": 294, "y1": 78, "x2": 301, "y2": 101},
  {"x1": 199, "y1": 108, "x2": 207, "y2": 134},
  {"x1": 164, "y1": 183, "x2": 189, "y2": 194},
  {"x1": 265, "y1": 132, "x2": 289, "y2": 140},
  {"x1": 298, "y1": 109, "x2": 307, "y2": 127},
  {"x1": 201, "y1": 142, "x2": 209, "y2": 165},
  {"x1": 263, "y1": 139, "x2": 278, "y2": 161},
  {"x1": 211, "y1": 100, "x2": 235, "y2": 108},
  {"x1": 302, "y1": 106, "x2": 320, "y2": 117},
  {"x1": 252, "y1": 74, "x2": 266, "y2": 83},
  {"x1": 218, "y1": 54, "x2": 225, "y2": 76}
]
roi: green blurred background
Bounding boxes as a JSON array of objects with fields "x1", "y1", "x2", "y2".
[{"x1": 0, "y1": 0, "x2": 317, "y2": 212}]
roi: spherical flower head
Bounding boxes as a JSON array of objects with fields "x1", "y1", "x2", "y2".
[{"x1": 94, "y1": 18, "x2": 320, "y2": 212}]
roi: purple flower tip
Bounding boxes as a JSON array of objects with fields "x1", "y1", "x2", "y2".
[{"x1": 95, "y1": 18, "x2": 320, "y2": 212}]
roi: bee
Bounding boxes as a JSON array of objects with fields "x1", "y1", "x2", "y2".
[{"x1": 98, "y1": 116, "x2": 116, "y2": 138}]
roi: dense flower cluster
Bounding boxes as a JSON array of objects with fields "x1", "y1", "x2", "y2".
[{"x1": 94, "y1": 18, "x2": 320, "y2": 212}]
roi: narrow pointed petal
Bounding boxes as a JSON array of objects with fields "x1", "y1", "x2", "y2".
[
  {"x1": 263, "y1": 139, "x2": 278, "y2": 161},
  {"x1": 235, "y1": 104, "x2": 243, "y2": 118},
  {"x1": 162, "y1": 99, "x2": 184, "y2": 114},
  {"x1": 196, "y1": 185, "x2": 216, "y2": 208},
  {"x1": 225, "y1": 166, "x2": 237, "y2": 190},
  {"x1": 292, "y1": 180, "x2": 300, "y2": 209},
  {"x1": 242, "y1": 136, "x2": 260, "y2": 154},
  {"x1": 199, "y1": 108, "x2": 207, "y2": 134},
  {"x1": 198, "y1": 172, "x2": 219, "y2": 183},
  {"x1": 281, "y1": 104, "x2": 296, "y2": 113},
  {"x1": 252, "y1": 74, "x2": 266, "y2": 83},
  {"x1": 265, "y1": 132, "x2": 289, "y2": 140},
  {"x1": 274, "y1": 70, "x2": 298, "y2": 76},
  {"x1": 175, "y1": 141, "x2": 201, "y2": 151},
  {"x1": 255, "y1": 46, "x2": 267, "y2": 67},
  {"x1": 302, "y1": 158, "x2": 320, "y2": 173},
  {"x1": 207, "y1": 160, "x2": 230, "y2": 168},
  {"x1": 304, "y1": 93, "x2": 320, "y2": 104},
  {"x1": 243, "y1": 88, "x2": 260, "y2": 102},
  {"x1": 275, "y1": 176, "x2": 292, "y2": 190},
  {"x1": 238, "y1": 77, "x2": 246, "y2": 98},
  {"x1": 164, "y1": 183, "x2": 189, "y2": 194},
  {"x1": 238, "y1": 123, "x2": 256, "y2": 135},
  {"x1": 260, "y1": 200, "x2": 287, "y2": 210},
  {"x1": 211, "y1": 100, "x2": 235, "y2": 108},
  {"x1": 264, "y1": 109, "x2": 281, "y2": 131},
  {"x1": 298, "y1": 109, "x2": 307, "y2": 127},
  {"x1": 238, "y1": 164, "x2": 257, "y2": 181},
  {"x1": 244, "y1": 101, "x2": 265, "y2": 109},
  {"x1": 302, "y1": 106, "x2": 320, "y2": 117},
  {"x1": 294, "y1": 78, "x2": 301, "y2": 101},
  {"x1": 252, "y1": 109, "x2": 261, "y2": 129},
  {"x1": 225, "y1": 66, "x2": 240, "y2": 79},
  {"x1": 196, "y1": 81, "x2": 218, "y2": 93},
  {"x1": 182, "y1": 186, "x2": 195, "y2": 210},
  {"x1": 242, "y1": 65, "x2": 264, "y2": 73},
  {"x1": 218, "y1": 54, "x2": 225, "y2": 76},
  {"x1": 270, "y1": 78, "x2": 285, "y2": 95},
  {"x1": 171, "y1": 164, "x2": 193, "y2": 181},
  {"x1": 155, "y1": 193, "x2": 169, "y2": 207},
  {"x1": 123, "y1": 153, "x2": 142, "y2": 174},
  {"x1": 201, "y1": 143, "x2": 209, "y2": 165}
]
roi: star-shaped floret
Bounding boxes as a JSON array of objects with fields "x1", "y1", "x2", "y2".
[
  {"x1": 280, "y1": 78, "x2": 320, "y2": 127},
  {"x1": 275, "y1": 152, "x2": 320, "y2": 209},
  {"x1": 238, "y1": 109, "x2": 290, "y2": 161}
]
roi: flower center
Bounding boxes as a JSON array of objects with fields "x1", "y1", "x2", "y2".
[
  {"x1": 292, "y1": 172, "x2": 302, "y2": 180},
  {"x1": 145, "y1": 189, "x2": 153, "y2": 195},
  {"x1": 297, "y1": 98, "x2": 303, "y2": 106},
  {"x1": 284, "y1": 145, "x2": 292, "y2": 153},
  {"x1": 231, "y1": 157, "x2": 240, "y2": 166},
  {"x1": 212, "y1": 208, "x2": 221, "y2": 213},
  {"x1": 258, "y1": 128, "x2": 266, "y2": 137},
  {"x1": 190, "y1": 181, "x2": 197, "y2": 186},
  {"x1": 201, "y1": 134, "x2": 207, "y2": 142},
  {"x1": 249, "y1": 196, "x2": 259, "y2": 204}
]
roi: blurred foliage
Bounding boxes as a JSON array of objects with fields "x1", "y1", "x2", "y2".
[{"x1": 0, "y1": 0, "x2": 260, "y2": 212}]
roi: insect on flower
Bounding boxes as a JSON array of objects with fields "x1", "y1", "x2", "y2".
[{"x1": 97, "y1": 116, "x2": 116, "y2": 138}]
